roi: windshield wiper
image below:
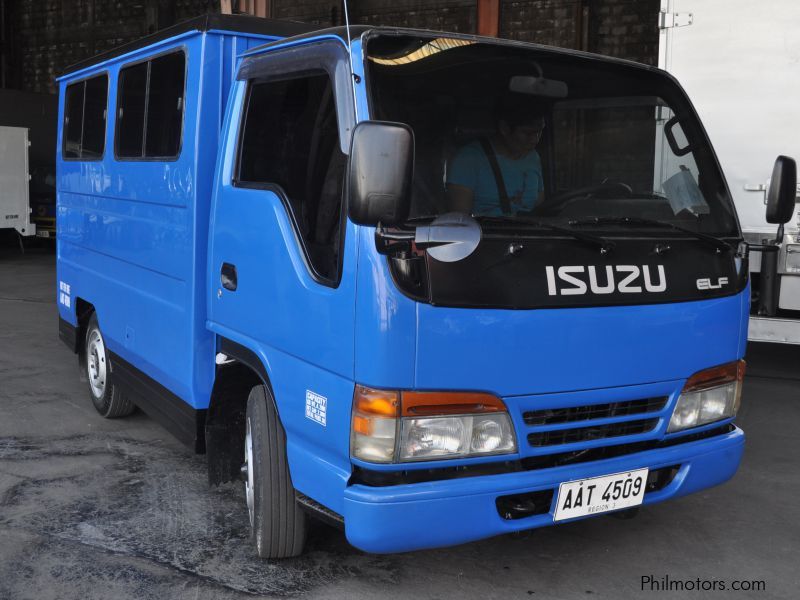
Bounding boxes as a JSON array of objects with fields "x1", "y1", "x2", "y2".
[
  {"x1": 568, "y1": 216, "x2": 734, "y2": 254},
  {"x1": 478, "y1": 215, "x2": 615, "y2": 254}
]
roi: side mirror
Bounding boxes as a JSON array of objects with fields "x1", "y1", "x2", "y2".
[
  {"x1": 766, "y1": 155, "x2": 797, "y2": 225},
  {"x1": 347, "y1": 121, "x2": 413, "y2": 226}
]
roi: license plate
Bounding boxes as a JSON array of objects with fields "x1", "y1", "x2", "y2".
[{"x1": 554, "y1": 468, "x2": 649, "y2": 521}]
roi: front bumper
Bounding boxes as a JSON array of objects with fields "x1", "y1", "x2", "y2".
[{"x1": 342, "y1": 425, "x2": 744, "y2": 553}]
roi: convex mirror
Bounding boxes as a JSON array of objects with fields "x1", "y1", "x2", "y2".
[{"x1": 415, "y1": 213, "x2": 481, "y2": 262}]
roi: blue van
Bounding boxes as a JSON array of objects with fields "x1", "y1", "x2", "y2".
[{"x1": 56, "y1": 15, "x2": 797, "y2": 558}]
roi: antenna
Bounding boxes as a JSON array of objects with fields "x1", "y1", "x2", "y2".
[{"x1": 342, "y1": 0, "x2": 359, "y2": 119}]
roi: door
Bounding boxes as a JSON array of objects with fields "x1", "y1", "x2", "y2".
[{"x1": 207, "y1": 41, "x2": 359, "y2": 511}]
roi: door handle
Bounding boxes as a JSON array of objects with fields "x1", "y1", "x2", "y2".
[{"x1": 221, "y1": 262, "x2": 238, "y2": 291}]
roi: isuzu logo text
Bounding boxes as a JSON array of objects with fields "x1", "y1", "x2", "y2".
[
  {"x1": 545, "y1": 265, "x2": 667, "y2": 296},
  {"x1": 697, "y1": 277, "x2": 728, "y2": 290}
]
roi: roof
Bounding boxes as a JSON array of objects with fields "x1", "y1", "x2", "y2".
[
  {"x1": 241, "y1": 25, "x2": 662, "y2": 74},
  {"x1": 60, "y1": 14, "x2": 316, "y2": 77}
]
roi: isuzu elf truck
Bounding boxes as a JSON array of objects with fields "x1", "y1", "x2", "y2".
[{"x1": 55, "y1": 15, "x2": 797, "y2": 558}]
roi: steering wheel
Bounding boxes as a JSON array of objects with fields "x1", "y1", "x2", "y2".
[{"x1": 542, "y1": 180, "x2": 633, "y2": 213}]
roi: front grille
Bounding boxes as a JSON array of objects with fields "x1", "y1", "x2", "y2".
[
  {"x1": 523, "y1": 397, "x2": 667, "y2": 426},
  {"x1": 521, "y1": 424, "x2": 734, "y2": 470},
  {"x1": 527, "y1": 418, "x2": 659, "y2": 447}
]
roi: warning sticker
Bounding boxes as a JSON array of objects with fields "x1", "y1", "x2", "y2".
[
  {"x1": 59, "y1": 280, "x2": 71, "y2": 309},
  {"x1": 305, "y1": 390, "x2": 327, "y2": 427}
]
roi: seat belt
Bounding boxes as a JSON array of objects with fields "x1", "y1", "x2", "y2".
[{"x1": 479, "y1": 138, "x2": 512, "y2": 215}]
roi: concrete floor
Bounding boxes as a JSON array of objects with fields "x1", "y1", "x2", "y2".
[{"x1": 1, "y1": 247, "x2": 797, "y2": 599}]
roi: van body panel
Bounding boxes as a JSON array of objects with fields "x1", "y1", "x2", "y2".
[{"x1": 57, "y1": 27, "x2": 284, "y2": 414}]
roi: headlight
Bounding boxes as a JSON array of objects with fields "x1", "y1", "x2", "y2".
[
  {"x1": 668, "y1": 361, "x2": 745, "y2": 433},
  {"x1": 399, "y1": 413, "x2": 515, "y2": 461},
  {"x1": 350, "y1": 387, "x2": 518, "y2": 463}
]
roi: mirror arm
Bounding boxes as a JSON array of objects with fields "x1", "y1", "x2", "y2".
[
  {"x1": 375, "y1": 223, "x2": 415, "y2": 256},
  {"x1": 375, "y1": 223, "x2": 415, "y2": 241},
  {"x1": 775, "y1": 222, "x2": 785, "y2": 245}
]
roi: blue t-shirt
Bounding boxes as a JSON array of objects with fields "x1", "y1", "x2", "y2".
[{"x1": 447, "y1": 140, "x2": 544, "y2": 216}]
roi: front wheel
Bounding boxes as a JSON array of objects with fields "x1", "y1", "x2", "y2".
[
  {"x1": 84, "y1": 314, "x2": 135, "y2": 418},
  {"x1": 244, "y1": 384, "x2": 307, "y2": 558}
]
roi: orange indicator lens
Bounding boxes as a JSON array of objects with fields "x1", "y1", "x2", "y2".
[
  {"x1": 352, "y1": 415, "x2": 373, "y2": 436},
  {"x1": 683, "y1": 360, "x2": 746, "y2": 392},
  {"x1": 354, "y1": 385, "x2": 400, "y2": 417},
  {"x1": 401, "y1": 391, "x2": 506, "y2": 416}
]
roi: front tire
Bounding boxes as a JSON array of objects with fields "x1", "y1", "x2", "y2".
[
  {"x1": 244, "y1": 384, "x2": 307, "y2": 558},
  {"x1": 84, "y1": 314, "x2": 135, "y2": 418}
]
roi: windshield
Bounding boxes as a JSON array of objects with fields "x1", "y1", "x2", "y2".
[{"x1": 366, "y1": 35, "x2": 739, "y2": 238}]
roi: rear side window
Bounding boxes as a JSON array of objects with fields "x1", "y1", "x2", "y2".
[
  {"x1": 63, "y1": 74, "x2": 108, "y2": 160},
  {"x1": 237, "y1": 72, "x2": 346, "y2": 284},
  {"x1": 116, "y1": 51, "x2": 185, "y2": 159}
]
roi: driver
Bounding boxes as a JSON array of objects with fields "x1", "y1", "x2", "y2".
[{"x1": 447, "y1": 96, "x2": 545, "y2": 216}]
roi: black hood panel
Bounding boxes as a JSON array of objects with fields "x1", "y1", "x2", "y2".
[{"x1": 399, "y1": 237, "x2": 745, "y2": 309}]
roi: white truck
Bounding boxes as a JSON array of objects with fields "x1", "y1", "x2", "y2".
[
  {"x1": 0, "y1": 125, "x2": 36, "y2": 239},
  {"x1": 658, "y1": 0, "x2": 800, "y2": 343}
]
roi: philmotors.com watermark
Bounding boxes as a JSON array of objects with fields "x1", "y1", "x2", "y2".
[{"x1": 641, "y1": 575, "x2": 766, "y2": 592}]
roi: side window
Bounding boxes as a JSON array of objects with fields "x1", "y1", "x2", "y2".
[
  {"x1": 62, "y1": 74, "x2": 108, "y2": 160},
  {"x1": 146, "y1": 52, "x2": 185, "y2": 157},
  {"x1": 116, "y1": 63, "x2": 147, "y2": 157},
  {"x1": 116, "y1": 51, "x2": 185, "y2": 159},
  {"x1": 63, "y1": 83, "x2": 84, "y2": 158},
  {"x1": 237, "y1": 72, "x2": 346, "y2": 283}
]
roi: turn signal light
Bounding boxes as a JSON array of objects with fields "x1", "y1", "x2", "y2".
[{"x1": 683, "y1": 360, "x2": 746, "y2": 392}]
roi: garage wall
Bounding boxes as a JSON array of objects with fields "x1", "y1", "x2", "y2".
[
  {"x1": 275, "y1": 0, "x2": 659, "y2": 64},
  {"x1": 349, "y1": 0, "x2": 477, "y2": 34},
  {"x1": 586, "y1": 0, "x2": 660, "y2": 65},
  {"x1": 5, "y1": 0, "x2": 215, "y2": 93},
  {"x1": 3, "y1": 0, "x2": 659, "y2": 94}
]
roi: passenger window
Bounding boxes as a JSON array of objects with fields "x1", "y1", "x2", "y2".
[
  {"x1": 116, "y1": 62, "x2": 147, "y2": 157},
  {"x1": 146, "y1": 52, "x2": 185, "y2": 157},
  {"x1": 63, "y1": 84, "x2": 84, "y2": 159},
  {"x1": 237, "y1": 72, "x2": 346, "y2": 283},
  {"x1": 116, "y1": 51, "x2": 185, "y2": 159},
  {"x1": 62, "y1": 74, "x2": 108, "y2": 160}
]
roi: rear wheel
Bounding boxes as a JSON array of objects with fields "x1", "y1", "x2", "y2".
[
  {"x1": 244, "y1": 384, "x2": 307, "y2": 558},
  {"x1": 84, "y1": 314, "x2": 135, "y2": 418}
]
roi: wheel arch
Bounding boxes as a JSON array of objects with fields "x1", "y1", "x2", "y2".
[
  {"x1": 206, "y1": 337, "x2": 282, "y2": 486},
  {"x1": 73, "y1": 298, "x2": 96, "y2": 375},
  {"x1": 74, "y1": 297, "x2": 95, "y2": 332}
]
